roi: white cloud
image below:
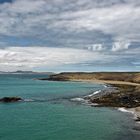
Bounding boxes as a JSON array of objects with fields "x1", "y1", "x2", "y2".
[
  {"x1": 87, "y1": 44, "x2": 105, "y2": 51},
  {"x1": 0, "y1": 0, "x2": 140, "y2": 42},
  {"x1": 57, "y1": 5, "x2": 140, "y2": 41},
  {"x1": 0, "y1": 47, "x2": 98, "y2": 71},
  {"x1": 112, "y1": 41, "x2": 130, "y2": 51},
  {"x1": 0, "y1": 46, "x2": 126, "y2": 71}
]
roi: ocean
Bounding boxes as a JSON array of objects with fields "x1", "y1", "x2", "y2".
[{"x1": 0, "y1": 74, "x2": 139, "y2": 140}]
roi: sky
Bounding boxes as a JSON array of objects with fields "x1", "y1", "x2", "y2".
[{"x1": 0, "y1": 0, "x2": 140, "y2": 72}]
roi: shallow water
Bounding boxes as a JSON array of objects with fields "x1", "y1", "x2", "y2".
[{"x1": 0, "y1": 74, "x2": 139, "y2": 140}]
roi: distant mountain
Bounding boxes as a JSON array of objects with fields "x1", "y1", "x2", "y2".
[{"x1": 0, "y1": 71, "x2": 54, "y2": 75}]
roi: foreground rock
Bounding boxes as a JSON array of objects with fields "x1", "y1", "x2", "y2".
[
  {"x1": 90, "y1": 85, "x2": 140, "y2": 108},
  {"x1": 0, "y1": 97, "x2": 22, "y2": 103}
]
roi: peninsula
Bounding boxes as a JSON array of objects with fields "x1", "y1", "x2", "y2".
[{"x1": 39, "y1": 72, "x2": 140, "y2": 120}]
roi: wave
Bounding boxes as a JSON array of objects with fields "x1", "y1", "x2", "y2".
[
  {"x1": 70, "y1": 98, "x2": 85, "y2": 102},
  {"x1": 85, "y1": 90, "x2": 101, "y2": 98},
  {"x1": 70, "y1": 89, "x2": 102, "y2": 105},
  {"x1": 24, "y1": 99, "x2": 34, "y2": 102},
  {"x1": 103, "y1": 85, "x2": 108, "y2": 88},
  {"x1": 118, "y1": 108, "x2": 134, "y2": 114},
  {"x1": 118, "y1": 108, "x2": 140, "y2": 123}
]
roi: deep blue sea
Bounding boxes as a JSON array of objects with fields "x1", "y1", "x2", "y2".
[{"x1": 0, "y1": 74, "x2": 139, "y2": 140}]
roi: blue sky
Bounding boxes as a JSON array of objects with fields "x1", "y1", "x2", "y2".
[{"x1": 0, "y1": 0, "x2": 140, "y2": 72}]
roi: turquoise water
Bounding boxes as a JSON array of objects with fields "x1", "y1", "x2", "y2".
[{"x1": 0, "y1": 74, "x2": 139, "y2": 140}]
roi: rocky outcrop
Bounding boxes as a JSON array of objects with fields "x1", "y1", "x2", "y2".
[
  {"x1": 90, "y1": 85, "x2": 140, "y2": 108},
  {"x1": 39, "y1": 75, "x2": 69, "y2": 81},
  {"x1": 0, "y1": 97, "x2": 22, "y2": 103}
]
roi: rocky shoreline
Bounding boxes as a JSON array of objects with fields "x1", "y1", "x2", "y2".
[
  {"x1": 38, "y1": 72, "x2": 140, "y2": 108},
  {"x1": 83, "y1": 84, "x2": 140, "y2": 122},
  {"x1": 2, "y1": 72, "x2": 140, "y2": 122},
  {"x1": 38, "y1": 72, "x2": 140, "y2": 122},
  {"x1": 89, "y1": 84, "x2": 140, "y2": 108}
]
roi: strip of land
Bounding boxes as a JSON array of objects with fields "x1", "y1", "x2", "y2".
[
  {"x1": 40, "y1": 72, "x2": 140, "y2": 83},
  {"x1": 39, "y1": 72, "x2": 140, "y2": 121},
  {"x1": 68, "y1": 79, "x2": 140, "y2": 86}
]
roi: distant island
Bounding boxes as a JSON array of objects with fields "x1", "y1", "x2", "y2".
[{"x1": 0, "y1": 70, "x2": 54, "y2": 75}]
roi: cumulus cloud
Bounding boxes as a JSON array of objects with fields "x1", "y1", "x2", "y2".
[
  {"x1": 112, "y1": 41, "x2": 130, "y2": 51},
  {"x1": 87, "y1": 44, "x2": 105, "y2": 51}
]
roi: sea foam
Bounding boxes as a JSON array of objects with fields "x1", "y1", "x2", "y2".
[
  {"x1": 24, "y1": 99, "x2": 34, "y2": 102},
  {"x1": 85, "y1": 90, "x2": 101, "y2": 98},
  {"x1": 70, "y1": 98, "x2": 85, "y2": 102},
  {"x1": 71, "y1": 89, "x2": 101, "y2": 105},
  {"x1": 118, "y1": 108, "x2": 134, "y2": 114}
]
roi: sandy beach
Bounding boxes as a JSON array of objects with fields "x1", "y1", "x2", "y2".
[{"x1": 69, "y1": 79, "x2": 140, "y2": 86}]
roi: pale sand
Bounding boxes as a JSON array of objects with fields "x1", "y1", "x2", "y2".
[{"x1": 70, "y1": 79, "x2": 140, "y2": 86}]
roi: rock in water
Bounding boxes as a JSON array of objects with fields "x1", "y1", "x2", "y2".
[{"x1": 0, "y1": 97, "x2": 22, "y2": 103}]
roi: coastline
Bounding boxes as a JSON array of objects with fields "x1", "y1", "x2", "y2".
[
  {"x1": 79, "y1": 79, "x2": 140, "y2": 123},
  {"x1": 72, "y1": 79, "x2": 140, "y2": 121},
  {"x1": 68, "y1": 79, "x2": 140, "y2": 86},
  {"x1": 70, "y1": 82, "x2": 140, "y2": 123},
  {"x1": 38, "y1": 72, "x2": 140, "y2": 123},
  {"x1": 125, "y1": 107, "x2": 140, "y2": 122},
  {"x1": 64, "y1": 79, "x2": 140, "y2": 123}
]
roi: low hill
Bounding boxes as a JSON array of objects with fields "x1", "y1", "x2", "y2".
[{"x1": 44, "y1": 72, "x2": 140, "y2": 84}]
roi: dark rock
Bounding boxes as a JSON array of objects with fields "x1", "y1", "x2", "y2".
[
  {"x1": 135, "y1": 117, "x2": 140, "y2": 122},
  {"x1": 0, "y1": 97, "x2": 22, "y2": 103},
  {"x1": 39, "y1": 76, "x2": 69, "y2": 81},
  {"x1": 133, "y1": 124, "x2": 140, "y2": 131},
  {"x1": 90, "y1": 85, "x2": 140, "y2": 108}
]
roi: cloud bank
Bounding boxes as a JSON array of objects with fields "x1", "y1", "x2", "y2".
[
  {"x1": 0, "y1": 0, "x2": 139, "y2": 71},
  {"x1": 0, "y1": 47, "x2": 139, "y2": 71},
  {"x1": 0, "y1": 0, "x2": 140, "y2": 42}
]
